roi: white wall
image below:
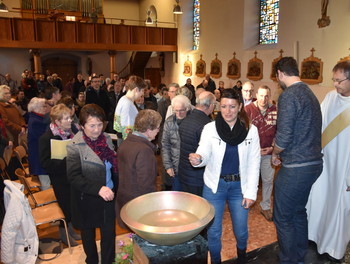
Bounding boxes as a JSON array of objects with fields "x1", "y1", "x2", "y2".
[
  {"x1": 1, "y1": 0, "x2": 349, "y2": 103},
  {"x1": 139, "y1": 0, "x2": 178, "y2": 27},
  {"x1": 171, "y1": 0, "x2": 350, "y2": 102},
  {"x1": 103, "y1": 0, "x2": 140, "y2": 25}
]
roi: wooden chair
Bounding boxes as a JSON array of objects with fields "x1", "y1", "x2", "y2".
[
  {"x1": 15, "y1": 168, "x2": 56, "y2": 208},
  {"x1": 14, "y1": 166, "x2": 41, "y2": 190},
  {"x1": 31, "y1": 202, "x2": 73, "y2": 254},
  {"x1": 0, "y1": 157, "x2": 9, "y2": 180},
  {"x1": 13, "y1": 145, "x2": 30, "y2": 175},
  {"x1": 18, "y1": 133, "x2": 28, "y2": 152},
  {"x1": 2, "y1": 146, "x2": 13, "y2": 167}
]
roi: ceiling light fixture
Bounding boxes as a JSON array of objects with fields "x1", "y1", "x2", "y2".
[
  {"x1": 173, "y1": 0, "x2": 183, "y2": 15},
  {"x1": 0, "y1": 1, "x2": 9, "y2": 12}
]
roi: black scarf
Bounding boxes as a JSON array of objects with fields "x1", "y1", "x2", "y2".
[{"x1": 215, "y1": 112, "x2": 248, "y2": 146}]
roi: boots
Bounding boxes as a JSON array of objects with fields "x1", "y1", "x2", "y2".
[
  {"x1": 68, "y1": 222, "x2": 81, "y2": 241},
  {"x1": 59, "y1": 226, "x2": 78, "y2": 247},
  {"x1": 237, "y1": 247, "x2": 247, "y2": 264}
]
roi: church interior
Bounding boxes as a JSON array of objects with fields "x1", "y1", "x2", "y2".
[{"x1": 0, "y1": 0, "x2": 350, "y2": 263}]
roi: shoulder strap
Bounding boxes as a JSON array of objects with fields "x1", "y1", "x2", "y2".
[{"x1": 322, "y1": 106, "x2": 350, "y2": 149}]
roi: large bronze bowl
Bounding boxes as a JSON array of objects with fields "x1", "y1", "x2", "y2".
[{"x1": 120, "y1": 191, "x2": 215, "y2": 246}]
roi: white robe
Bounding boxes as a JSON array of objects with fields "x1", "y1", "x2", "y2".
[{"x1": 306, "y1": 90, "x2": 350, "y2": 259}]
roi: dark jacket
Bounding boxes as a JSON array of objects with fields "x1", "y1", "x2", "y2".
[
  {"x1": 144, "y1": 94, "x2": 158, "y2": 110},
  {"x1": 85, "y1": 87, "x2": 110, "y2": 117},
  {"x1": 161, "y1": 114, "x2": 181, "y2": 174},
  {"x1": 208, "y1": 78, "x2": 216, "y2": 94},
  {"x1": 28, "y1": 112, "x2": 47, "y2": 175},
  {"x1": 275, "y1": 82, "x2": 323, "y2": 166},
  {"x1": 184, "y1": 84, "x2": 196, "y2": 105},
  {"x1": 116, "y1": 133, "x2": 157, "y2": 219},
  {"x1": 178, "y1": 109, "x2": 211, "y2": 186},
  {"x1": 72, "y1": 79, "x2": 85, "y2": 99},
  {"x1": 157, "y1": 98, "x2": 171, "y2": 124},
  {"x1": 39, "y1": 129, "x2": 73, "y2": 220},
  {"x1": 66, "y1": 131, "x2": 117, "y2": 229}
]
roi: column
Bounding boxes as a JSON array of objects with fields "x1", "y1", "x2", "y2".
[
  {"x1": 30, "y1": 49, "x2": 41, "y2": 79},
  {"x1": 108, "y1": 50, "x2": 117, "y2": 79}
]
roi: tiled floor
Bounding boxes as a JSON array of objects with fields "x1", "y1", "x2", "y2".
[
  {"x1": 34, "y1": 183, "x2": 276, "y2": 263},
  {"x1": 25, "y1": 156, "x2": 349, "y2": 263}
]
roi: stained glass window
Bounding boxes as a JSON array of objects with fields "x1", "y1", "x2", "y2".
[
  {"x1": 193, "y1": 0, "x2": 200, "y2": 50},
  {"x1": 259, "y1": 0, "x2": 279, "y2": 44}
]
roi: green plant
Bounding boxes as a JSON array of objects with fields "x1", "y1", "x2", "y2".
[{"x1": 114, "y1": 233, "x2": 134, "y2": 264}]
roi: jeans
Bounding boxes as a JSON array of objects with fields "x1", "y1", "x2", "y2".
[
  {"x1": 38, "y1": 174, "x2": 51, "y2": 190},
  {"x1": 273, "y1": 164, "x2": 323, "y2": 264},
  {"x1": 172, "y1": 174, "x2": 183, "y2": 191},
  {"x1": 203, "y1": 179, "x2": 249, "y2": 263},
  {"x1": 260, "y1": 155, "x2": 275, "y2": 210}
]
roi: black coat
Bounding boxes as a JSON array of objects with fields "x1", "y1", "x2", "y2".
[
  {"x1": 178, "y1": 109, "x2": 211, "y2": 187},
  {"x1": 39, "y1": 129, "x2": 73, "y2": 221},
  {"x1": 85, "y1": 87, "x2": 110, "y2": 117}
]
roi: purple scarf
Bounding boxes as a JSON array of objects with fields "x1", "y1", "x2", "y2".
[{"x1": 83, "y1": 132, "x2": 118, "y2": 173}]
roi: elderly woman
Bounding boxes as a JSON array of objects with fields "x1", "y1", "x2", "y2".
[
  {"x1": 27, "y1": 97, "x2": 50, "y2": 190},
  {"x1": 58, "y1": 97, "x2": 80, "y2": 132},
  {"x1": 116, "y1": 109, "x2": 162, "y2": 220},
  {"x1": 0, "y1": 85, "x2": 26, "y2": 146},
  {"x1": 39, "y1": 103, "x2": 80, "y2": 246},
  {"x1": 67, "y1": 104, "x2": 117, "y2": 264},
  {"x1": 161, "y1": 95, "x2": 192, "y2": 191},
  {"x1": 189, "y1": 89, "x2": 260, "y2": 264}
]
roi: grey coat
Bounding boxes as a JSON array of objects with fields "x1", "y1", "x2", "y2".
[
  {"x1": 161, "y1": 114, "x2": 181, "y2": 174},
  {"x1": 66, "y1": 131, "x2": 117, "y2": 229}
]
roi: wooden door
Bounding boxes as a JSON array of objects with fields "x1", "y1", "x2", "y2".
[
  {"x1": 144, "y1": 68, "x2": 161, "y2": 89},
  {"x1": 42, "y1": 57, "x2": 77, "y2": 86}
]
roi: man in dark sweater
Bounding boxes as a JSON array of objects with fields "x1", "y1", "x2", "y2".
[
  {"x1": 85, "y1": 76, "x2": 110, "y2": 118},
  {"x1": 178, "y1": 91, "x2": 216, "y2": 196},
  {"x1": 271, "y1": 57, "x2": 323, "y2": 264},
  {"x1": 73, "y1": 73, "x2": 85, "y2": 99}
]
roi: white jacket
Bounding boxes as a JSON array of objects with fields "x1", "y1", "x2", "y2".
[
  {"x1": 195, "y1": 122, "x2": 261, "y2": 200},
  {"x1": 1, "y1": 180, "x2": 38, "y2": 264}
]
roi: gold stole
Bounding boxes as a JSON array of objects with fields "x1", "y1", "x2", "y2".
[{"x1": 322, "y1": 106, "x2": 350, "y2": 149}]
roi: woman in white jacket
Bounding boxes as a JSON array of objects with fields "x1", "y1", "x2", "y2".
[{"x1": 189, "y1": 89, "x2": 260, "y2": 264}]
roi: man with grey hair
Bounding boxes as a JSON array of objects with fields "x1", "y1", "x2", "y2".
[
  {"x1": 1, "y1": 74, "x2": 17, "y2": 95},
  {"x1": 158, "y1": 83, "x2": 179, "y2": 124},
  {"x1": 242, "y1": 81, "x2": 256, "y2": 106},
  {"x1": 178, "y1": 91, "x2": 216, "y2": 196},
  {"x1": 307, "y1": 60, "x2": 350, "y2": 261}
]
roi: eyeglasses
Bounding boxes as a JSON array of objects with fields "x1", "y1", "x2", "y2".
[
  {"x1": 174, "y1": 109, "x2": 186, "y2": 113},
  {"x1": 332, "y1": 78, "x2": 348, "y2": 85},
  {"x1": 242, "y1": 90, "x2": 253, "y2": 93}
]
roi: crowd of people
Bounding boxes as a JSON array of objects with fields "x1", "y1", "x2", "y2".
[{"x1": 1, "y1": 58, "x2": 350, "y2": 264}]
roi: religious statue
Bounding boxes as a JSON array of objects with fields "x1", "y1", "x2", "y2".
[{"x1": 317, "y1": 0, "x2": 330, "y2": 28}]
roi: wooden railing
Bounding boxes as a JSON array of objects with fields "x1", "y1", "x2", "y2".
[{"x1": 0, "y1": 17, "x2": 178, "y2": 52}]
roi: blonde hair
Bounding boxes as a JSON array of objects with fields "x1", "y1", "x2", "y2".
[{"x1": 50, "y1": 103, "x2": 71, "y2": 122}]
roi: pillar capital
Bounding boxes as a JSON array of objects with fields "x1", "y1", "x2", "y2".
[{"x1": 108, "y1": 50, "x2": 117, "y2": 57}]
